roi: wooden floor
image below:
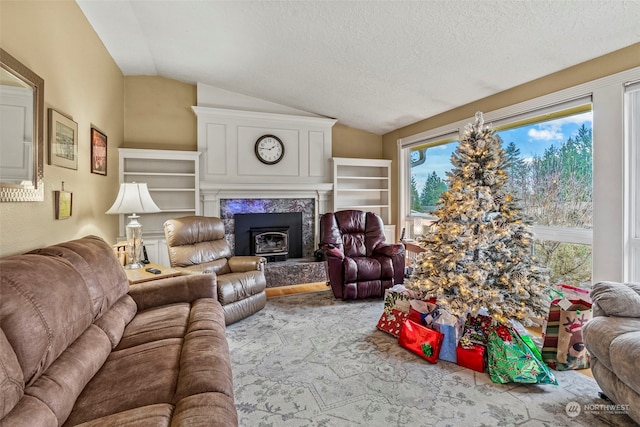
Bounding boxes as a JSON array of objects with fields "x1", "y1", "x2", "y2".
[
  {"x1": 265, "y1": 282, "x2": 329, "y2": 298},
  {"x1": 266, "y1": 282, "x2": 594, "y2": 378}
]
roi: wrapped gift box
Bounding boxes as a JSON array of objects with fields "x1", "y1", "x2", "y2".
[
  {"x1": 399, "y1": 319, "x2": 444, "y2": 364},
  {"x1": 377, "y1": 285, "x2": 428, "y2": 338},
  {"x1": 456, "y1": 343, "x2": 487, "y2": 372},
  {"x1": 433, "y1": 311, "x2": 464, "y2": 363},
  {"x1": 377, "y1": 308, "x2": 409, "y2": 337}
]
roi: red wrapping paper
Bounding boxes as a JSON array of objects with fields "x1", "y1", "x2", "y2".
[
  {"x1": 376, "y1": 308, "x2": 409, "y2": 338},
  {"x1": 456, "y1": 344, "x2": 487, "y2": 372},
  {"x1": 398, "y1": 319, "x2": 444, "y2": 364}
]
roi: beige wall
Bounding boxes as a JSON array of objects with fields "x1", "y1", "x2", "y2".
[
  {"x1": 383, "y1": 43, "x2": 640, "y2": 228},
  {"x1": 124, "y1": 76, "x2": 197, "y2": 150},
  {"x1": 0, "y1": 0, "x2": 124, "y2": 256},
  {"x1": 332, "y1": 124, "x2": 382, "y2": 158},
  {"x1": 124, "y1": 79, "x2": 382, "y2": 157}
]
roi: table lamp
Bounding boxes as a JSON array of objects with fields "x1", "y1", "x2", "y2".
[{"x1": 106, "y1": 182, "x2": 160, "y2": 269}]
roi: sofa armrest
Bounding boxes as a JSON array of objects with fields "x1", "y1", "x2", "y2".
[
  {"x1": 228, "y1": 256, "x2": 266, "y2": 272},
  {"x1": 323, "y1": 247, "x2": 344, "y2": 260},
  {"x1": 373, "y1": 243, "x2": 405, "y2": 257},
  {"x1": 128, "y1": 273, "x2": 217, "y2": 312}
]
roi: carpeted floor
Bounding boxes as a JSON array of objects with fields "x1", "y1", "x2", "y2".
[{"x1": 225, "y1": 290, "x2": 636, "y2": 427}]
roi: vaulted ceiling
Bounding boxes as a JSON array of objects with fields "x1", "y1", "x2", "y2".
[{"x1": 76, "y1": 0, "x2": 640, "y2": 135}]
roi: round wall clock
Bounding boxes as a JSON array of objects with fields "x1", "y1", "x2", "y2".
[{"x1": 255, "y1": 134, "x2": 285, "y2": 165}]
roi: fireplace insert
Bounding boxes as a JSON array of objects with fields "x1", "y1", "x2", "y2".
[
  {"x1": 251, "y1": 227, "x2": 289, "y2": 262},
  {"x1": 234, "y1": 212, "x2": 303, "y2": 261}
]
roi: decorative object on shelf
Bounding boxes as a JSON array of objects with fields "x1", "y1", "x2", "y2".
[
  {"x1": 255, "y1": 134, "x2": 285, "y2": 164},
  {"x1": 54, "y1": 181, "x2": 72, "y2": 220},
  {"x1": 90, "y1": 127, "x2": 107, "y2": 175},
  {"x1": 106, "y1": 182, "x2": 160, "y2": 269},
  {"x1": 48, "y1": 108, "x2": 78, "y2": 170}
]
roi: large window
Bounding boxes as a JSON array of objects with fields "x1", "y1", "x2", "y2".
[{"x1": 404, "y1": 105, "x2": 593, "y2": 287}]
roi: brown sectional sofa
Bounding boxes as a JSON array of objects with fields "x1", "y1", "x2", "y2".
[{"x1": 0, "y1": 236, "x2": 238, "y2": 426}]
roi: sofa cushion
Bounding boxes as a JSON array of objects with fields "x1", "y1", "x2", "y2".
[
  {"x1": 591, "y1": 281, "x2": 640, "y2": 318},
  {"x1": 583, "y1": 316, "x2": 640, "y2": 371},
  {"x1": 32, "y1": 236, "x2": 129, "y2": 320},
  {"x1": 71, "y1": 403, "x2": 174, "y2": 427},
  {"x1": 171, "y1": 392, "x2": 238, "y2": 426},
  {"x1": 25, "y1": 325, "x2": 113, "y2": 425},
  {"x1": 65, "y1": 338, "x2": 183, "y2": 426},
  {"x1": 0, "y1": 253, "x2": 95, "y2": 386},
  {"x1": 609, "y1": 329, "x2": 640, "y2": 396},
  {"x1": 93, "y1": 296, "x2": 138, "y2": 349},
  {"x1": 116, "y1": 303, "x2": 190, "y2": 350},
  {"x1": 0, "y1": 328, "x2": 23, "y2": 419}
]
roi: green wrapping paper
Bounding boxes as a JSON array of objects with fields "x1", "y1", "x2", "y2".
[{"x1": 487, "y1": 326, "x2": 558, "y2": 385}]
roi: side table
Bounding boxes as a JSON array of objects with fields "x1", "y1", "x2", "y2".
[{"x1": 124, "y1": 263, "x2": 182, "y2": 285}]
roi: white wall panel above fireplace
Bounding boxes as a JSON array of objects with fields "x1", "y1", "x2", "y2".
[{"x1": 193, "y1": 106, "x2": 337, "y2": 185}]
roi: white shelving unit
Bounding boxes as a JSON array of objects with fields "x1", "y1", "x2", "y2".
[
  {"x1": 116, "y1": 148, "x2": 201, "y2": 265},
  {"x1": 332, "y1": 157, "x2": 396, "y2": 241}
]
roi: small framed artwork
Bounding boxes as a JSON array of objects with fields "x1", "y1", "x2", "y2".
[
  {"x1": 90, "y1": 127, "x2": 107, "y2": 175},
  {"x1": 48, "y1": 109, "x2": 78, "y2": 170},
  {"x1": 54, "y1": 190, "x2": 72, "y2": 219}
]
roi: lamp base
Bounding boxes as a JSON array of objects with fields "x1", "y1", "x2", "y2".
[{"x1": 124, "y1": 261, "x2": 146, "y2": 270}]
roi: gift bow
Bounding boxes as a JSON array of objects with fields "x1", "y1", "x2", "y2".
[
  {"x1": 421, "y1": 343, "x2": 433, "y2": 357},
  {"x1": 459, "y1": 336, "x2": 473, "y2": 349}
]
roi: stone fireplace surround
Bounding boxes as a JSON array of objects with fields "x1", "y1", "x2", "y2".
[{"x1": 200, "y1": 183, "x2": 333, "y2": 258}]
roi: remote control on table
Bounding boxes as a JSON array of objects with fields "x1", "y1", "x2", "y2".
[{"x1": 145, "y1": 268, "x2": 161, "y2": 274}]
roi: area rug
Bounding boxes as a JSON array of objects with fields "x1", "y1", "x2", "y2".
[{"x1": 225, "y1": 290, "x2": 636, "y2": 426}]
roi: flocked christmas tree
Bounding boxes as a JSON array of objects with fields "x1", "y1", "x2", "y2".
[{"x1": 405, "y1": 112, "x2": 550, "y2": 326}]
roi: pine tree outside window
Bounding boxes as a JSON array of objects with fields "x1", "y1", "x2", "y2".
[{"x1": 405, "y1": 104, "x2": 593, "y2": 288}]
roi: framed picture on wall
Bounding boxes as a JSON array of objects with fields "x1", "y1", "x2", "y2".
[
  {"x1": 90, "y1": 127, "x2": 107, "y2": 175},
  {"x1": 48, "y1": 109, "x2": 78, "y2": 170},
  {"x1": 54, "y1": 190, "x2": 72, "y2": 219}
]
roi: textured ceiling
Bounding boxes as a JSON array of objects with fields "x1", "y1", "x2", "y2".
[{"x1": 76, "y1": 0, "x2": 640, "y2": 135}]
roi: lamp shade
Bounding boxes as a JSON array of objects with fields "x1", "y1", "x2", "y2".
[{"x1": 105, "y1": 182, "x2": 161, "y2": 214}]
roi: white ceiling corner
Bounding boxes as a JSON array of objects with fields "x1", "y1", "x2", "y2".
[{"x1": 76, "y1": 0, "x2": 640, "y2": 135}]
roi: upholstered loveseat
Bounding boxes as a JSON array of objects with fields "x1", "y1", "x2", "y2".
[
  {"x1": 0, "y1": 236, "x2": 237, "y2": 426},
  {"x1": 583, "y1": 281, "x2": 640, "y2": 424}
]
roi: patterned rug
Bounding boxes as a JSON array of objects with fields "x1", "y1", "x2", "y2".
[{"x1": 225, "y1": 290, "x2": 636, "y2": 426}]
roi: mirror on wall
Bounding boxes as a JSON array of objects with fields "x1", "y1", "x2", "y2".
[{"x1": 0, "y1": 48, "x2": 44, "y2": 202}]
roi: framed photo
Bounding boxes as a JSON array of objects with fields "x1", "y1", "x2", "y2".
[
  {"x1": 54, "y1": 190, "x2": 72, "y2": 219},
  {"x1": 48, "y1": 109, "x2": 78, "y2": 170},
  {"x1": 90, "y1": 127, "x2": 107, "y2": 175}
]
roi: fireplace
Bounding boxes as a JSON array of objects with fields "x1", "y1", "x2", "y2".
[
  {"x1": 251, "y1": 227, "x2": 289, "y2": 261},
  {"x1": 234, "y1": 212, "x2": 303, "y2": 262}
]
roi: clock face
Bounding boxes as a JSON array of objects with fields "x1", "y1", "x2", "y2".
[{"x1": 255, "y1": 135, "x2": 285, "y2": 165}]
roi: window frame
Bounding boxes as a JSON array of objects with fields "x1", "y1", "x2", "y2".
[
  {"x1": 624, "y1": 80, "x2": 640, "y2": 282},
  {"x1": 397, "y1": 66, "x2": 640, "y2": 283}
]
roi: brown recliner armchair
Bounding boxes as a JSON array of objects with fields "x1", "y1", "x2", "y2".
[
  {"x1": 164, "y1": 215, "x2": 267, "y2": 325},
  {"x1": 319, "y1": 210, "x2": 405, "y2": 300}
]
